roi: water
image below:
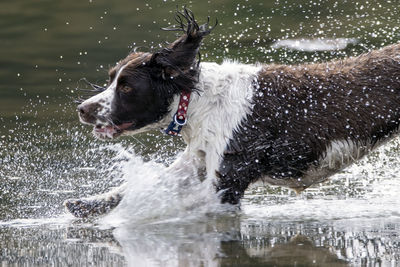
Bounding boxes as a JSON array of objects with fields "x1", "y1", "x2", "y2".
[{"x1": 2, "y1": 0, "x2": 400, "y2": 266}]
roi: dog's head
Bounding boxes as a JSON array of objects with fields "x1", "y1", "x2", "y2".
[{"x1": 77, "y1": 8, "x2": 216, "y2": 139}]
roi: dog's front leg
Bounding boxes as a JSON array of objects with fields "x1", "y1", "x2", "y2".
[
  {"x1": 64, "y1": 183, "x2": 127, "y2": 218},
  {"x1": 216, "y1": 172, "x2": 253, "y2": 205},
  {"x1": 215, "y1": 152, "x2": 262, "y2": 205},
  {"x1": 64, "y1": 148, "x2": 200, "y2": 218}
]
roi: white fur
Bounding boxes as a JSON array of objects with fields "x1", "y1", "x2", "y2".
[
  {"x1": 171, "y1": 61, "x2": 262, "y2": 182},
  {"x1": 320, "y1": 140, "x2": 367, "y2": 169},
  {"x1": 298, "y1": 140, "x2": 370, "y2": 189}
]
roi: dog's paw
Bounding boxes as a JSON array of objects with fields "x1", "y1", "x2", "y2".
[
  {"x1": 64, "y1": 195, "x2": 121, "y2": 218},
  {"x1": 64, "y1": 199, "x2": 102, "y2": 218}
]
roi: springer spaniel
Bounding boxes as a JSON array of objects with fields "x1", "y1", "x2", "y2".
[{"x1": 65, "y1": 8, "x2": 400, "y2": 217}]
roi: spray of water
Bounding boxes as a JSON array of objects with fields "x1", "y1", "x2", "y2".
[{"x1": 100, "y1": 149, "x2": 228, "y2": 228}]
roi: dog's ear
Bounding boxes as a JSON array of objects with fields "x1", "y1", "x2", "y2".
[
  {"x1": 151, "y1": 8, "x2": 217, "y2": 80},
  {"x1": 149, "y1": 52, "x2": 181, "y2": 80}
]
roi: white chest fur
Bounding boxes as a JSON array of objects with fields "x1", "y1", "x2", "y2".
[{"x1": 180, "y1": 61, "x2": 261, "y2": 180}]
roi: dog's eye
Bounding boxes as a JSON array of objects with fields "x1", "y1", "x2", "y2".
[{"x1": 119, "y1": 86, "x2": 133, "y2": 94}]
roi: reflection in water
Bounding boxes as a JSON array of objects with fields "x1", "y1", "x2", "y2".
[
  {"x1": 0, "y1": 222, "x2": 125, "y2": 266},
  {"x1": 238, "y1": 219, "x2": 400, "y2": 266},
  {"x1": 113, "y1": 215, "x2": 240, "y2": 267},
  {"x1": 2, "y1": 215, "x2": 400, "y2": 266},
  {"x1": 221, "y1": 234, "x2": 346, "y2": 266}
]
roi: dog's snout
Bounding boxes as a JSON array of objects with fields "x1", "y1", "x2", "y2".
[{"x1": 77, "y1": 102, "x2": 101, "y2": 123}]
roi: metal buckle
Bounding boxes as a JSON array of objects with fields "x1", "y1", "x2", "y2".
[{"x1": 174, "y1": 114, "x2": 187, "y2": 126}]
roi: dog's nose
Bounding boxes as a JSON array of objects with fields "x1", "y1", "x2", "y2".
[
  {"x1": 78, "y1": 102, "x2": 99, "y2": 114},
  {"x1": 78, "y1": 104, "x2": 86, "y2": 115},
  {"x1": 78, "y1": 103, "x2": 89, "y2": 115},
  {"x1": 77, "y1": 102, "x2": 100, "y2": 123}
]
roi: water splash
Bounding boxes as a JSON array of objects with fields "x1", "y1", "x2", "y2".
[
  {"x1": 100, "y1": 150, "x2": 227, "y2": 228},
  {"x1": 272, "y1": 38, "x2": 358, "y2": 52},
  {"x1": 0, "y1": 214, "x2": 75, "y2": 228}
]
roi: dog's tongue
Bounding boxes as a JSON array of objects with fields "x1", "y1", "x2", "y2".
[
  {"x1": 94, "y1": 122, "x2": 134, "y2": 139},
  {"x1": 95, "y1": 125, "x2": 118, "y2": 139}
]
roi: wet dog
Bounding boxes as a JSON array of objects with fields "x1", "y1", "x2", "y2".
[{"x1": 65, "y1": 8, "x2": 400, "y2": 217}]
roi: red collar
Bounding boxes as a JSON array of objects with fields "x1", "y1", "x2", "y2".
[{"x1": 164, "y1": 91, "x2": 191, "y2": 136}]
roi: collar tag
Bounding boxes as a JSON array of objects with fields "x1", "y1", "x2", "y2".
[{"x1": 164, "y1": 92, "x2": 191, "y2": 136}]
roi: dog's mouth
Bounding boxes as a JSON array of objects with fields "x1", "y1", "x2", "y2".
[{"x1": 93, "y1": 122, "x2": 134, "y2": 139}]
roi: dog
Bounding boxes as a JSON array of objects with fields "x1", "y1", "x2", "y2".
[{"x1": 65, "y1": 8, "x2": 400, "y2": 218}]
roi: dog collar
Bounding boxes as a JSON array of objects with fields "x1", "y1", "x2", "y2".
[{"x1": 164, "y1": 91, "x2": 191, "y2": 136}]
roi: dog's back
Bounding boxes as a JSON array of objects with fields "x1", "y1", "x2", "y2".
[{"x1": 217, "y1": 43, "x2": 400, "y2": 203}]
